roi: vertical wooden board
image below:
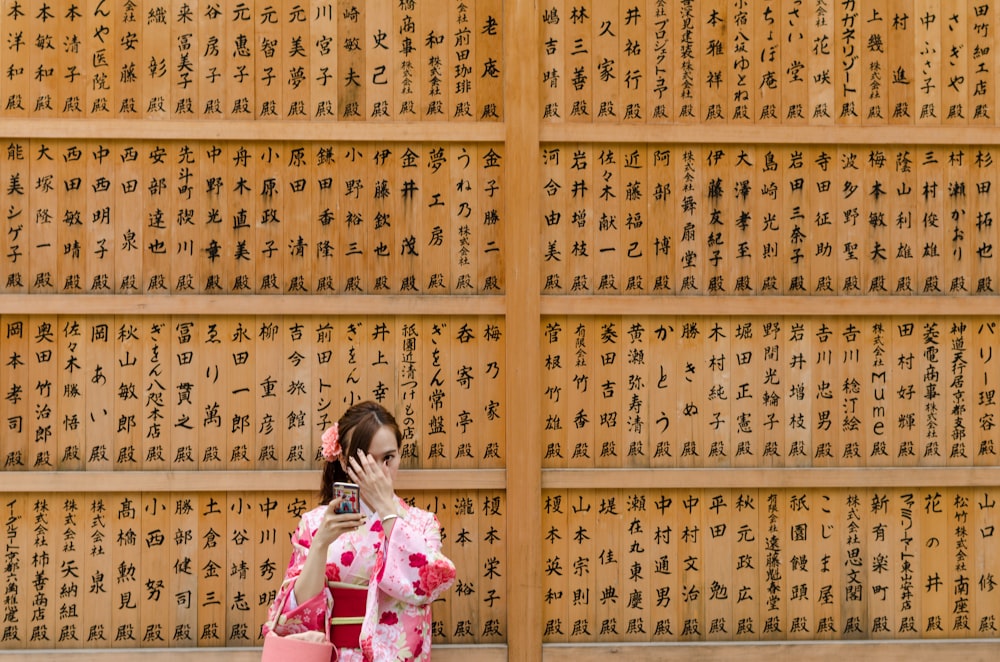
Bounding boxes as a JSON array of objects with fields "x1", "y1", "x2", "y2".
[
  {"x1": 309, "y1": 2, "x2": 339, "y2": 119},
  {"x1": 862, "y1": 146, "x2": 892, "y2": 295},
  {"x1": 283, "y1": 4, "x2": 311, "y2": 119},
  {"x1": 894, "y1": 489, "x2": 921, "y2": 638},
  {"x1": 946, "y1": 320, "x2": 973, "y2": 466},
  {"x1": 970, "y1": 147, "x2": 998, "y2": 297},
  {"x1": 839, "y1": 317, "x2": 865, "y2": 466},
  {"x1": 52, "y1": 496, "x2": 82, "y2": 646},
  {"x1": 254, "y1": 143, "x2": 286, "y2": 294},
  {"x1": 757, "y1": 490, "x2": 783, "y2": 640},
  {"x1": 479, "y1": 315, "x2": 505, "y2": 469},
  {"x1": 334, "y1": 316, "x2": 362, "y2": 441},
  {"x1": 647, "y1": 146, "x2": 675, "y2": 293},
  {"x1": 919, "y1": 317, "x2": 946, "y2": 466},
  {"x1": 449, "y1": 317, "x2": 477, "y2": 469},
  {"x1": 168, "y1": 493, "x2": 199, "y2": 646},
  {"x1": 623, "y1": 489, "x2": 652, "y2": 640},
  {"x1": 728, "y1": 145, "x2": 759, "y2": 295},
  {"x1": 364, "y1": 0, "x2": 393, "y2": 120},
  {"x1": 646, "y1": 0, "x2": 673, "y2": 122},
  {"x1": 676, "y1": 317, "x2": 705, "y2": 468},
  {"x1": 973, "y1": 489, "x2": 998, "y2": 636},
  {"x1": 389, "y1": 0, "x2": 416, "y2": 120},
  {"x1": 141, "y1": 318, "x2": 170, "y2": 470},
  {"x1": 702, "y1": 489, "x2": 733, "y2": 641},
  {"x1": 168, "y1": 316, "x2": 198, "y2": 469},
  {"x1": 695, "y1": 0, "x2": 728, "y2": 124},
  {"x1": 868, "y1": 490, "x2": 897, "y2": 638},
  {"x1": 197, "y1": 494, "x2": 226, "y2": 647},
  {"x1": 140, "y1": 0, "x2": 169, "y2": 117},
  {"x1": 617, "y1": 1, "x2": 644, "y2": 122},
  {"x1": 283, "y1": 316, "x2": 313, "y2": 467},
  {"x1": 567, "y1": 144, "x2": 596, "y2": 294},
  {"x1": 109, "y1": 0, "x2": 136, "y2": 117},
  {"x1": 784, "y1": 490, "x2": 812, "y2": 639},
  {"x1": 892, "y1": 316, "x2": 920, "y2": 465},
  {"x1": 253, "y1": 316, "x2": 282, "y2": 468},
  {"x1": 54, "y1": 317, "x2": 82, "y2": 470},
  {"x1": 594, "y1": 489, "x2": 623, "y2": 641},
  {"x1": 620, "y1": 146, "x2": 647, "y2": 294},
  {"x1": 812, "y1": 490, "x2": 842, "y2": 638},
  {"x1": 731, "y1": 490, "x2": 760, "y2": 641},
  {"x1": 477, "y1": 144, "x2": 505, "y2": 293},
  {"x1": 837, "y1": 147, "x2": 864, "y2": 295},
  {"x1": 27, "y1": 316, "x2": 56, "y2": 470},
  {"x1": 337, "y1": 0, "x2": 365, "y2": 120},
  {"x1": 861, "y1": 0, "x2": 889, "y2": 123},
  {"x1": 542, "y1": 316, "x2": 570, "y2": 468},
  {"x1": 284, "y1": 143, "x2": 314, "y2": 294},
  {"x1": 563, "y1": 0, "x2": 592, "y2": 122},
  {"x1": 921, "y1": 487, "x2": 950, "y2": 638},
  {"x1": 114, "y1": 140, "x2": 143, "y2": 293},
  {"x1": 806, "y1": 0, "x2": 834, "y2": 124},
  {"x1": 336, "y1": 143, "x2": 368, "y2": 291},
  {"x1": 753, "y1": 146, "x2": 782, "y2": 294},
  {"x1": 444, "y1": 489, "x2": 479, "y2": 644},
  {"x1": 198, "y1": 142, "x2": 227, "y2": 293},
  {"x1": 312, "y1": 142, "x2": 338, "y2": 293},
  {"x1": 226, "y1": 493, "x2": 254, "y2": 646},
  {"x1": 448, "y1": 0, "x2": 472, "y2": 121},
  {"x1": 833, "y1": 0, "x2": 861, "y2": 124},
  {"x1": 138, "y1": 494, "x2": 169, "y2": 647},
  {"x1": 941, "y1": 2, "x2": 968, "y2": 124},
  {"x1": 414, "y1": 142, "x2": 448, "y2": 291},
  {"x1": 564, "y1": 489, "x2": 595, "y2": 642},
  {"x1": 621, "y1": 315, "x2": 650, "y2": 467},
  {"x1": 478, "y1": 490, "x2": 506, "y2": 643},
  {"x1": 887, "y1": 145, "x2": 916, "y2": 294},
  {"x1": 170, "y1": 142, "x2": 199, "y2": 294},
  {"x1": 702, "y1": 316, "x2": 731, "y2": 468},
  {"x1": 674, "y1": 0, "x2": 700, "y2": 122},
  {"x1": 948, "y1": 489, "x2": 973, "y2": 637},
  {"x1": 81, "y1": 494, "x2": 110, "y2": 647},
  {"x1": 253, "y1": 491, "x2": 296, "y2": 646},
  {"x1": 808, "y1": 146, "x2": 838, "y2": 293},
  {"x1": 477, "y1": 0, "x2": 504, "y2": 120},
  {"x1": 367, "y1": 313, "x2": 396, "y2": 410},
  {"x1": 141, "y1": 141, "x2": 170, "y2": 294},
  {"x1": 196, "y1": 319, "x2": 225, "y2": 470},
  {"x1": 380, "y1": 143, "x2": 405, "y2": 294},
  {"x1": 422, "y1": 316, "x2": 452, "y2": 468},
  {"x1": 28, "y1": 139, "x2": 58, "y2": 294},
  {"x1": 227, "y1": 142, "x2": 256, "y2": 293},
  {"x1": 197, "y1": 2, "x2": 224, "y2": 118},
  {"x1": 224, "y1": 0, "x2": 256, "y2": 118},
  {"x1": 113, "y1": 315, "x2": 142, "y2": 470},
  {"x1": 780, "y1": 0, "x2": 809, "y2": 123},
  {"x1": 591, "y1": 144, "x2": 625, "y2": 294},
  {"x1": 27, "y1": 4, "x2": 56, "y2": 118},
  {"x1": 26, "y1": 495, "x2": 53, "y2": 648},
  {"x1": 0, "y1": 142, "x2": 28, "y2": 292},
  {"x1": 945, "y1": 148, "x2": 972, "y2": 295},
  {"x1": 593, "y1": 315, "x2": 622, "y2": 468},
  {"x1": 3, "y1": 495, "x2": 28, "y2": 646},
  {"x1": 396, "y1": 318, "x2": 421, "y2": 468},
  {"x1": 781, "y1": 318, "x2": 809, "y2": 466},
  {"x1": 886, "y1": 0, "x2": 915, "y2": 124},
  {"x1": 733, "y1": 0, "x2": 759, "y2": 123},
  {"x1": 646, "y1": 316, "x2": 677, "y2": 468},
  {"x1": 109, "y1": 493, "x2": 139, "y2": 648},
  {"x1": 565, "y1": 317, "x2": 596, "y2": 468},
  {"x1": 677, "y1": 490, "x2": 704, "y2": 640},
  {"x1": 648, "y1": 489, "x2": 679, "y2": 641},
  {"x1": 811, "y1": 318, "x2": 838, "y2": 467},
  {"x1": 89, "y1": 138, "x2": 118, "y2": 292},
  {"x1": 227, "y1": 317, "x2": 256, "y2": 470},
  {"x1": 867, "y1": 319, "x2": 893, "y2": 466},
  {"x1": 170, "y1": 0, "x2": 198, "y2": 117},
  {"x1": 913, "y1": 0, "x2": 946, "y2": 125},
  {"x1": 842, "y1": 491, "x2": 869, "y2": 637},
  {"x1": 542, "y1": 489, "x2": 570, "y2": 642},
  {"x1": 1, "y1": 0, "x2": 29, "y2": 117},
  {"x1": 540, "y1": 0, "x2": 566, "y2": 121},
  {"x1": 973, "y1": 319, "x2": 1000, "y2": 465},
  {"x1": 676, "y1": 148, "x2": 704, "y2": 294},
  {"x1": 968, "y1": 0, "x2": 996, "y2": 126},
  {"x1": 541, "y1": 145, "x2": 568, "y2": 293},
  {"x1": 730, "y1": 318, "x2": 758, "y2": 467},
  {"x1": 916, "y1": 154, "x2": 946, "y2": 295}
]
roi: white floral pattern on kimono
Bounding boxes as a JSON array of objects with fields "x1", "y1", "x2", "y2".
[{"x1": 263, "y1": 498, "x2": 456, "y2": 662}]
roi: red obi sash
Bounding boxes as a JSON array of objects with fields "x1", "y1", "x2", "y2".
[{"x1": 329, "y1": 582, "x2": 367, "y2": 649}]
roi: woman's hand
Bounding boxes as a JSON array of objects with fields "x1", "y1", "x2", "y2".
[
  {"x1": 311, "y1": 499, "x2": 367, "y2": 549},
  {"x1": 347, "y1": 452, "x2": 397, "y2": 516}
]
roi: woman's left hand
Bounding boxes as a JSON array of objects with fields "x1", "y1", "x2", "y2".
[{"x1": 347, "y1": 452, "x2": 397, "y2": 516}]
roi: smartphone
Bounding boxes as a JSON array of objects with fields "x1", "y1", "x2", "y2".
[{"x1": 332, "y1": 482, "x2": 360, "y2": 514}]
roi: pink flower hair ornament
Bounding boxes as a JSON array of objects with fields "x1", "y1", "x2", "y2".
[{"x1": 321, "y1": 423, "x2": 342, "y2": 462}]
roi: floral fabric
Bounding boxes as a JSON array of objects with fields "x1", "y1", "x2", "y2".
[{"x1": 263, "y1": 499, "x2": 456, "y2": 662}]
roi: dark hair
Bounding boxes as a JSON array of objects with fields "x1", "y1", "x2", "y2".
[{"x1": 319, "y1": 401, "x2": 402, "y2": 504}]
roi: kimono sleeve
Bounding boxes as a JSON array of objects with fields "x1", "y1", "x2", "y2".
[
  {"x1": 261, "y1": 513, "x2": 333, "y2": 636},
  {"x1": 375, "y1": 508, "x2": 457, "y2": 606}
]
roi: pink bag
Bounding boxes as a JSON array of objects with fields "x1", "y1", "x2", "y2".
[{"x1": 261, "y1": 588, "x2": 335, "y2": 662}]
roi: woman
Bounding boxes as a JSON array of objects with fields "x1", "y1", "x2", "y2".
[{"x1": 263, "y1": 401, "x2": 456, "y2": 661}]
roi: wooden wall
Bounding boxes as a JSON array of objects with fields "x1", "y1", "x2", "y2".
[{"x1": 2, "y1": 1, "x2": 1000, "y2": 660}]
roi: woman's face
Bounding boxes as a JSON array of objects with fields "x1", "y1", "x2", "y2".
[{"x1": 361, "y1": 425, "x2": 401, "y2": 483}]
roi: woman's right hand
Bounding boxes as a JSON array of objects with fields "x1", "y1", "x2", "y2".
[{"x1": 311, "y1": 499, "x2": 367, "y2": 549}]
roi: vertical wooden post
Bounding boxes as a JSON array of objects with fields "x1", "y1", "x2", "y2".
[{"x1": 505, "y1": 0, "x2": 541, "y2": 658}]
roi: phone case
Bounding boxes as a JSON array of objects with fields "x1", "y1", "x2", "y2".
[{"x1": 333, "y1": 482, "x2": 360, "y2": 514}]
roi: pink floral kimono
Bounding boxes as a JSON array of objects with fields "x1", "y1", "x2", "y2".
[{"x1": 263, "y1": 498, "x2": 456, "y2": 661}]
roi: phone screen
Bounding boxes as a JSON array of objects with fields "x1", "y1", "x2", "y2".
[{"x1": 333, "y1": 482, "x2": 360, "y2": 514}]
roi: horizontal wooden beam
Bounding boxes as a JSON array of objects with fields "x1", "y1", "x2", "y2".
[
  {"x1": 0, "y1": 469, "x2": 505, "y2": 493},
  {"x1": 541, "y1": 295, "x2": 1000, "y2": 317},
  {"x1": 0, "y1": 294, "x2": 505, "y2": 316},
  {"x1": 541, "y1": 123, "x2": 1000, "y2": 146},
  {"x1": 543, "y1": 640, "x2": 1000, "y2": 662},
  {"x1": 0, "y1": 119, "x2": 505, "y2": 143},
  {"x1": 543, "y1": 467, "x2": 1000, "y2": 490},
  {"x1": 0, "y1": 644, "x2": 507, "y2": 661}
]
